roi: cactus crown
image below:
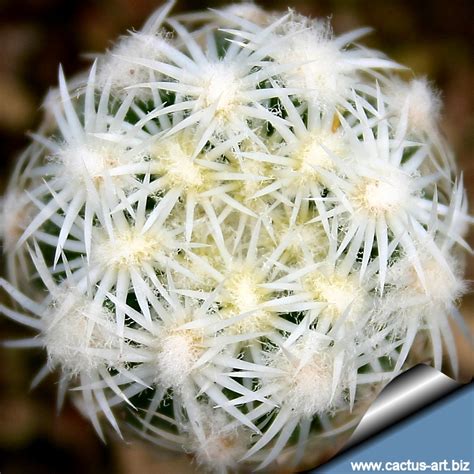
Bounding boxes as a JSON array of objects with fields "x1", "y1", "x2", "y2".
[{"x1": 0, "y1": 2, "x2": 471, "y2": 472}]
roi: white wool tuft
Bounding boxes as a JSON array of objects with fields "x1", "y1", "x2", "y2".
[
  {"x1": 267, "y1": 335, "x2": 344, "y2": 418},
  {"x1": 44, "y1": 289, "x2": 118, "y2": 376},
  {"x1": 190, "y1": 406, "x2": 250, "y2": 473},
  {"x1": 388, "y1": 78, "x2": 442, "y2": 135},
  {"x1": 97, "y1": 33, "x2": 169, "y2": 97},
  {"x1": 152, "y1": 327, "x2": 205, "y2": 389}
]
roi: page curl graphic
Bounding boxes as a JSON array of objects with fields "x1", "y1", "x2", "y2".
[
  {"x1": 344, "y1": 364, "x2": 462, "y2": 451},
  {"x1": 311, "y1": 365, "x2": 472, "y2": 473}
]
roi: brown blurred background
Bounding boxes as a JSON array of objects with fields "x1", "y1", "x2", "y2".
[{"x1": 0, "y1": 1, "x2": 472, "y2": 473}]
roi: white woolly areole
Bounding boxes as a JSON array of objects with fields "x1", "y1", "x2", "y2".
[
  {"x1": 278, "y1": 220, "x2": 329, "y2": 264},
  {"x1": 388, "y1": 250, "x2": 467, "y2": 305},
  {"x1": 194, "y1": 62, "x2": 243, "y2": 123},
  {"x1": 292, "y1": 128, "x2": 348, "y2": 184},
  {"x1": 268, "y1": 335, "x2": 341, "y2": 418},
  {"x1": 0, "y1": 189, "x2": 32, "y2": 252},
  {"x1": 190, "y1": 406, "x2": 250, "y2": 473},
  {"x1": 97, "y1": 33, "x2": 168, "y2": 96},
  {"x1": 222, "y1": 263, "x2": 265, "y2": 311},
  {"x1": 151, "y1": 133, "x2": 214, "y2": 192},
  {"x1": 388, "y1": 78, "x2": 442, "y2": 134},
  {"x1": 351, "y1": 165, "x2": 412, "y2": 217},
  {"x1": 220, "y1": 262, "x2": 273, "y2": 333},
  {"x1": 44, "y1": 289, "x2": 118, "y2": 376},
  {"x1": 55, "y1": 141, "x2": 134, "y2": 186},
  {"x1": 152, "y1": 326, "x2": 205, "y2": 389},
  {"x1": 221, "y1": 3, "x2": 270, "y2": 25},
  {"x1": 303, "y1": 269, "x2": 368, "y2": 322},
  {"x1": 272, "y1": 21, "x2": 353, "y2": 108},
  {"x1": 235, "y1": 154, "x2": 273, "y2": 199},
  {"x1": 93, "y1": 226, "x2": 168, "y2": 270}
]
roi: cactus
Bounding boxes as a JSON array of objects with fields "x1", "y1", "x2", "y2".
[{"x1": 0, "y1": 2, "x2": 471, "y2": 472}]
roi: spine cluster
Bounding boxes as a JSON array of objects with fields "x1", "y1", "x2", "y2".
[{"x1": 0, "y1": 2, "x2": 471, "y2": 472}]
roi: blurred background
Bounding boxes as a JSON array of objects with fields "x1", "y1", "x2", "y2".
[{"x1": 0, "y1": 1, "x2": 472, "y2": 473}]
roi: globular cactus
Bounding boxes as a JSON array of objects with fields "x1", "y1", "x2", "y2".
[{"x1": 1, "y1": 2, "x2": 471, "y2": 472}]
